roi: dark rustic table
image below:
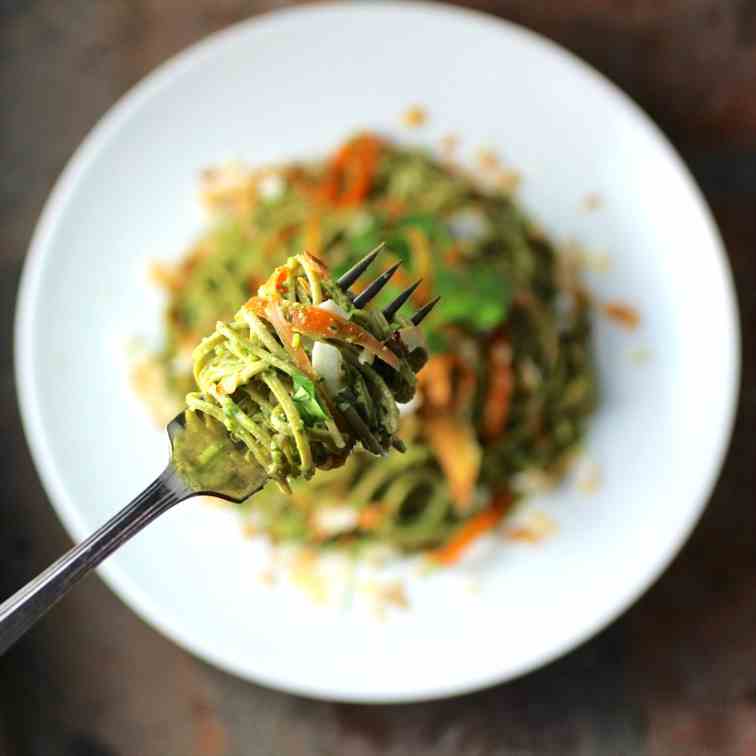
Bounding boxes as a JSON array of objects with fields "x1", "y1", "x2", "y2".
[{"x1": 1, "y1": 2, "x2": 754, "y2": 754}]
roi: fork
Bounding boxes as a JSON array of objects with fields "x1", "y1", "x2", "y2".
[{"x1": 0, "y1": 248, "x2": 437, "y2": 654}]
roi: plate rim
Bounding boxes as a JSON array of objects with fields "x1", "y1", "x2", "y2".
[{"x1": 14, "y1": 0, "x2": 741, "y2": 702}]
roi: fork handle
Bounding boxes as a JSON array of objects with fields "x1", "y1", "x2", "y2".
[{"x1": 0, "y1": 466, "x2": 186, "y2": 655}]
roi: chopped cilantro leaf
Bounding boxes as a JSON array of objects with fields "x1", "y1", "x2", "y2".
[{"x1": 291, "y1": 372, "x2": 329, "y2": 426}]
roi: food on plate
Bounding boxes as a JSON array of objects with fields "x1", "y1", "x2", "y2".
[
  {"x1": 172, "y1": 251, "x2": 429, "y2": 495},
  {"x1": 138, "y1": 133, "x2": 596, "y2": 561}
]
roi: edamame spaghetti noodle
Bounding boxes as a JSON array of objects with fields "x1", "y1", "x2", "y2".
[
  {"x1": 137, "y1": 133, "x2": 597, "y2": 561},
  {"x1": 174, "y1": 251, "x2": 425, "y2": 494}
]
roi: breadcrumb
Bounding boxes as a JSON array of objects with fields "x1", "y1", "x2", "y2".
[
  {"x1": 363, "y1": 579, "x2": 409, "y2": 619},
  {"x1": 402, "y1": 105, "x2": 428, "y2": 128},
  {"x1": 200, "y1": 162, "x2": 255, "y2": 214},
  {"x1": 477, "y1": 147, "x2": 500, "y2": 172},
  {"x1": 603, "y1": 301, "x2": 640, "y2": 330},
  {"x1": 561, "y1": 239, "x2": 611, "y2": 274},
  {"x1": 440, "y1": 133, "x2": 459, "y2": 156},
  {"x1": 149, "y1": 261, "x2": 182, "y2": 291},
  {"x1": 575, "y1": 456, "x2": 602, "y2": 494},
  {"x1": 505, "y1": 510, "x2": 557, "y2": 544},
  {"x1": 289, "y1": 550, "x2": 328, "y2": 604},
  {"x1": 582, "y1": 193, "x2": 602, "y2": 211},
  {"x1": 511, "y1": 468, "x2": 557, "y2": 496},
  {"x1": 494, "y1": 169, "x2": 522, "y2": 194}
]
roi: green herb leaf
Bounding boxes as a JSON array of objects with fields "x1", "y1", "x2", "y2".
[
  {"x1": 397, "y1": 214, "x2": 453, "y2": 245},
  {"x1": 291, "y1": 372, "x2": 329, "y2": 426},
  {"x1": 426, "y1": 330, "x2": 450, "y2": 354},
  {"x1": 433, "y1": 264, "x2": 511, "y2": 332}
]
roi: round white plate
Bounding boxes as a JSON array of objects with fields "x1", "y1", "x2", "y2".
[{"x1": 15, "y1": 2, "x2": 739, "y2": 702}]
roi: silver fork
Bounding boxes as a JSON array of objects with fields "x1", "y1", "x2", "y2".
[{"x1": 0, "y1": 248, "x2": 437, "y2": 654}]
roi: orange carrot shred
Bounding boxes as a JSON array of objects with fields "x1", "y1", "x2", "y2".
[
  {"x1": 359, "y1": 506, "x2": 382, "y2": 530},
  {"x1": 482, "y1": 333, "x2": 513, "y2": 442},
  {"x1": 316, "y1": 134, "x2": 381, "y2": 207},
  {"x1": 603, "y1": 301, "x2": 640, "y2": 330},
  {"x1": 431, "y1": 493, "x2": 512, "y2": 565}
]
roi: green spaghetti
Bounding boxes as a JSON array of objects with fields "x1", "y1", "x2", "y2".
[
  {"x1": 173, "y1": 251, "x2": 426, "y2": 494},
  {"x1": 138, "y1": 133, "x2": 597, "y2": 561}
]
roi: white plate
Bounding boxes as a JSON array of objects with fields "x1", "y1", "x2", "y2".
[{"x1": 15, "y1": 2, "x2": 739, "y2": 702}]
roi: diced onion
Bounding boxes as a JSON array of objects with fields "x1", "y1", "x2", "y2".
[
  {"x1": 258, "y1": 173, "x2": 285, "y2": 201},
  {"x1": 447, "y1": 207, "x2": 490, "y2": 242},
  {"x1": 397, "y1": 325, "x2": 427, "y2": 353},
  {"x1": 316, "y1": 299, "x2": 350, "y2": 320},
  {"x1": 314, "y1": 507, "x2": 359, "y2": 536},
  {"x1": 397, "y1": 393, "x2": 421, "y2": 417},
  {"x1": 312, "y1": 341, "x2": 345, "y2": 394}
]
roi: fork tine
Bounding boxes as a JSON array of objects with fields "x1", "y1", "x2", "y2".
[
  {"x1": 352, "y1": 262, "x2": 401, "y2": 309},
  {"x1": 410, "y1": 296, "x2": 441, "y2": 326},
  {"x1": 336, "y1": 243, "x2": 384, "y2": 292},
  {"x1": 382, "y1": 279, "x2": 422, "y2": 320}
]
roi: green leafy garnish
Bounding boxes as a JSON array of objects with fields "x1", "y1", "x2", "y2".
[
  {"x1": 426, "y1": 330, "x2": 450, "y2": 354},
  {"x1": 349, "y1": 214, "x2": 452, "y2": 271},
  {"x1": 347, "y1": 211, "x2": 510, "y2": 348},
  {"x1": 291, "y1": 372, "x2": 329, "y2": 426},
  {"x1": 397, "y1": 213, "x2": 453, "y2": 246},
  {"x1": 433, "y1": 264, "x2": 512, "y2": 332}
]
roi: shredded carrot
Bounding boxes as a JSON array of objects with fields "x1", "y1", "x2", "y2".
[
  {"x1": 273, "y1": 267, "x2": 289, "y2": 292},
  {"x1": 405, "y1": 227, "x2": 434, "y2": 302},
  {"x1": 376, "y1": 197, "x2": 406, "y2": 219},
  {"x1": 418, "y1": 353, "x2": 476, "y2": 413},
  {"x1": 303, "y1": 215, "x2": 322, "y2": 256},
  {"x1": 477, "y1": 147, "x2": 500, "y2": 172},
  {"x1": 265, "y1": 300, "x2": 316, "y2": 379},
  {"x1": 444, "y1": 244, "x2": 462, "y2": 266},
  {"x1": 244, "y1": 263, "x2": 399, "y2": 372},
  {"x1": 418, "y1": 355, "x2": 453, "y2": 408},
  {"x1": 359, "y1": 506, "x2": 383, "y2": 530},
  {"x1": 288, "y1": 304, "x2": 400, "y2": 368},
  {"x1": 603, "y1": 301, "x2": 640, "y2": 330},
  {"x1": 482, "y1": 333, "x2": 513, "y2": 442},
  {"x1": 424, "y1": 414, "x2": 481, "y2": 513},
  {"x1": 261, "y1": 233, "x2": 282, "y2": 262},
  {"x1": 505, "y1": 527, "x2": 541, "y2": 544},
  {"x1": 431, "y1": 492, "x2": 512, "y2": 565},
  {"x1": 302, "y1": 250, "x2": 328, "y2": 274},
  {"x1": 401, "y1": 105, "x2": 428, "y2": 128},
  {"x1": 149, "y1": 261, "x2": 182, "y2": 292},
  {"x1": 316, "y1": 134, "x2": 381, "y2": 207}
]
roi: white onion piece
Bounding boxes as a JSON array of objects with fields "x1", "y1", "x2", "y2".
[
  {"x1": 397, "y1": 393, "x2": 421, "y2": 416},
  {"x1": 258, "y1": 173, "x2": 285, "y2": 200},
  {"x1": 447, "y1": 207, "x2": 490, "y2": 241},
  {"x1": 358, "y1": 349, "x2": 374, "y2": 365},
  {"x1": 312, "y1": 341, "x2": 345, "y2": 394},
  {"x1": 397, "y1": 325, "x2": 427, "y2": 353},
  {"x1": 316, "y1": 299, "x2": 349, "y2": 319},
  {"x1": 314, "y1": 507, "x2": 359, "y2": 536}
]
